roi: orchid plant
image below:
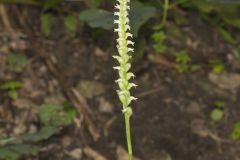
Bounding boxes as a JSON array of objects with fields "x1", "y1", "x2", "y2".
[{"x1": 113, "y1": 0, "x2": 137, "y2": 159}]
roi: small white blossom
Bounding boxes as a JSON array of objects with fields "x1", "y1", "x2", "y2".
[{"x1": 113, "y1": 0, "x2": 136, "y2": 114}]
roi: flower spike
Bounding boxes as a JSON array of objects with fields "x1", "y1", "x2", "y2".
[{"x1": 113, "y1": 0, "x2": 136, "y2": 160}]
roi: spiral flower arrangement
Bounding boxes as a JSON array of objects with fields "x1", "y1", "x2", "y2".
[{"x1": 113, "y1": 0, "x2": 136, "y2": 159}]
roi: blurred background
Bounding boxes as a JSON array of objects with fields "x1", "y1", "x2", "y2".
[{"x1": 0, "y1": 0, "x2": 240, "y2": 159}]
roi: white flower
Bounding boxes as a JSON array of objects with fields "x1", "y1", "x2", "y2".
[{"x1": 114, "y1": 0, "x2": 136, "y2": 113}]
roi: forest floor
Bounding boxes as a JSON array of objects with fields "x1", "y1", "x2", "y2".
[{"x1": 1, "y1": 4, "x2": 240, "y2": 160}]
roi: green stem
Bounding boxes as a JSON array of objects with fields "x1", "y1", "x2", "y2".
[
  {"x1": 125, "y1": 113, "x2": 133, "y2": 160},
  {"x1": 156, "y1": 0, "x2": 169, "y2": 30}
]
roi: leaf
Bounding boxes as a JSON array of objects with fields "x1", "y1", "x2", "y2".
[
  {"x1": 209, "y1": 59, "x2": 225, "y2": 74},
  {"x1": 5, "y1": 53, "x2": 28, "y2": 72},
  {"x1": 0, "y1": 148, "x2": 18, "y2": 160},
  {"x1": 23, "y1": 126, "x2": 57, "y2": 142},
  {"x1": 0, "y1": 81, "x2": 22, "y2": 90},
  {"x1": 90, "y1": 0, "x2": 101, "y2": 8},
  {"x1": 217, "y1": 27, "x2": 236, "y2": 44},
  {"x1": 79, "y1": 9, "x2": 114, "y2": 30},
  {"x1": 0, "y1": 0, "x2": 37, "y2": 5},
  {"x1": 211, "y1": 109, "x2": 224, "y2": 122},
  {"x1": 132, "y1": 35, "x2": 146, "y2": 61},
  {"x1": 39, "y1": 104, "x2": 75, "y2": 127},
  {"x1": 64, "y1": 15, "x2": 78, "y2": 35},
  {"x1": 41, "y1": 13, "x2": 54, "y2": 36},
  {"x1": 43, "y1": 0, "x2": 63, "y2": 9},
  {"x1": 79, "y1": 1, "x2": 156, "y2": 36},
  {"x1": 129, "y1": 1, "x2": 156, "y2": 36},
  {"x1": 0, "y1": 144, "x2": 39, "y2": 160},
  {"x1": 190, "y1": 0, "x2": 215, "y2": 13},
  {"x1": 232, "y1": 122, "x2": 240, "y2": 141}
]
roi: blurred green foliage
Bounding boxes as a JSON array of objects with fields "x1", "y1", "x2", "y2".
[
  {"x1": 0, "y1": 103, "x2": 76, "y2": 160},
  {"x1": 210, "y1": 101, "x2": 226, "y2": 122},
  {"x1": 5, "y1": 53, "x2": 28, "y2": 72},
  {"x1": 232, "y1": 122, "x2": 240, "y2": 141},
  {"x1": 209, "y1": 59, "x2": 225, "y2": 74},
  {"x1": 0, "y1": 80, "x2": 22, "y2": 100},
  {"x1": 0, "y1": 144, "x2": 39, "y2": 160}
]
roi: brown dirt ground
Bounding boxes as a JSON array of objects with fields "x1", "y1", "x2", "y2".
[{"x1": 0, "y1": 4, "x2": 240, "y2": 160}]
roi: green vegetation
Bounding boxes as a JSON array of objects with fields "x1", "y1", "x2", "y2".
[
  {"x1": 209, "y1": 59, "x2": 225, "y2": 74},
  {"x1": 175, "y1": 50, "x2": 201, "y2": 73},
  {"x1": 0, "y1": 81, "x2": 22, "y2": 100},
  {"x1": 5, "y1": 53, "x2": 28, "y2": 72},
  {"x1": 0, "y1": 0, "x2": 240, "y2": 160},
  {"x1": 232, "y1": 122, "x2": 240, "y2": 141},
  {"x1": 0, "y1": 103, "x2": 76, "y2": 160},
  {"x1": 210, "y1": 101, "x2": 226, "y2": 122}
]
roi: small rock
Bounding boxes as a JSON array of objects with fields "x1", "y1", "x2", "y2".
[
  {"x1": 62, "y1": 136, "x2": 72, "y2": 148},
  {"x1": 116, "y1": 146, "x2": 140, "y2": 160},
  {"x1": 98, "y1": 97, "x2": 113, "y2": 113},
  {"x1": 186, "y1": 102, "x2": 201, "y2": 114},
  {"x1": 28, "y1": 124, "x2": 38, "y2": 134},
  {"x1": 95, "y1": 47, "x2": 105, "y2": 57},
  {"x1": 191, "y1": 119, "x2": 209, "y2": 137},
  {"x1": 150, "y1": 150, "x2": 172, "y2": 160},
  {"x1": 77, "y1": 80, "x2": 105, "y2": 98},
  {"x1": 208, "y1": 72, "x2": 240, "y2": 91},
  {"x1": 66, "y1": 148, "x2": 82, "y2": 159},
  {"x1": 84, "y1": 147, "x2": 107, "y2": 160}
]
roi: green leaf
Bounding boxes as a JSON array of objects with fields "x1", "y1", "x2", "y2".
[
  {"x1": 39, "y1": 104, "x2": 75, "y2": 127},
  {"x1": 0, "y1": 81, "x2": 22, "y2": 90},
  {"x1": 79, "y1": 1, "x2": 156, "y2": 36},
  {"x1": 41, "y1": 13, "x2": 54, "y2": 36},
  {"x1": 214, "y1": 101, "x2": 226, "y2": 108},
  {"x1": 0, "y1": 0, "x2": 38, "y2": 5},
  {"x1": 209, "y1": 59, "x2": 225, "y2": 74},
  {"x1": 190, "y1": 64, "x2": 202, "y2": 72},
  {"x1": 64, "y1": 15, "x2": 78, "y2": 35},
  {"x1": 232, "y1": 122, "x2": 240, "y2": 141},
  {"x1": 23, "y1": 126, "x2": 57, "y2": 142},
  {"x1": 90, "y1": 0, "x2": 101, "y2": 8},
  {"x1": 43, "y1": 0, "x2": 63, "y2": 9},
  {"x1": 152, "y1": 31, "x2": 167, "y2": 53},
  {"x1": 132, "y1": 35, "x2": 146, "y2": 61},
  {"x1": 0, "y1": 144, "x2": 39, "y2": 160},
  {"x1": 0, "y1": 148, "x2": 18, "y2": 160},
  {"x1": 6, "y1": 53, "x2": 28, "y2": 72},
  {"x1": 217, "y1": 27, "x2": 236, "y2": 44},
  {"x1": 176, "y1": 50, "x2": 191, "y2": 64},
  {"x1": 79, "y1": 9, "x2": 114, "y2": 30},
  {"x1": 211, "y1": 109, "x2": 224, "y2": 122},
  {"x1": 129, "y1": 1, "x2": 156, "y2": 36},
  {"x1": 8, "y1": 90, "x2": 18, "y2": 100}
]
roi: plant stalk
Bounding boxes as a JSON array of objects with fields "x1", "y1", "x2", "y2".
[{"x1": 125, "y1": 113, "x2": 133, "y2": 160}]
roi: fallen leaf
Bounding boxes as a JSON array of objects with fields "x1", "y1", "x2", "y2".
[
  {"x1": 84, "y1": 147, "x2": 107, "y2": 160},
  {"x1": 66, "y1": 148, "x2": 82, "y2": 159},
  {"x1": 191, "y1": 119, "x2": 209, "y2": 138},
  {"x1": 116, "y1": 146, "x2": 140, "y2": 160}
]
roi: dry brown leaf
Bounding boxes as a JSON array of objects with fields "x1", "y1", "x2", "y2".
[
  {"x1": 116, "y1": 146, "x2": 140, "y2": 160},
  {"x1": 84, "y1": 147, "x2": 107, "y2": 160},
  {"x1": 65, "y1": 148, "x2": 82, "y2": 159}
]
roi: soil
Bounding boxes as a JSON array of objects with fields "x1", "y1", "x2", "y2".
[{"x1": 0, "y1": 3, "x2": 240, "y2": 160}]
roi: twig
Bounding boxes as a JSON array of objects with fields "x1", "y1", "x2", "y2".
[
  {"x1": 84, "y1": 147, "x2": 107, "y2": 160},
  {"x1": 148, "y1": 54, "x2": 176, "y2": 69},
  {"x1": 136, "y1": 87, "x2": 162, "y2": 98},
  {"x1": 0, "y1": 5, "x2": 14, "y2": 34}
]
